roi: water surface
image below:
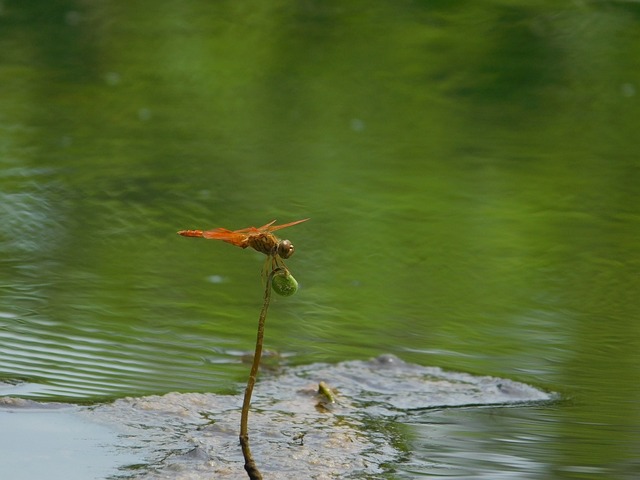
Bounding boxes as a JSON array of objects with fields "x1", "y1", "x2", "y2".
[{"x1": 1, "y1": 1, "x2": 639, "y2": 478}]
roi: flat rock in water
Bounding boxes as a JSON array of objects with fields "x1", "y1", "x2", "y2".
[{"x1": 2, "y1": 355, "x2": 554, "y2": 479}]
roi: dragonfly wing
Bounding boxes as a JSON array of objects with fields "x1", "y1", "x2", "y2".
[
  {"x1": 267, "y1": 218, "x2": 310, "y2": 232},
  {"x1": 234, "y1": 220, "x2": 277, "y2": 233}
]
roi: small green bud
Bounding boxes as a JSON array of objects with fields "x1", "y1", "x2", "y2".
[
  {"x1": 317, "y1": 381, "x2": 337, "y2": 404},
  {"x1": 272, "y1": 271, "x2": 298, "y2": 296}
]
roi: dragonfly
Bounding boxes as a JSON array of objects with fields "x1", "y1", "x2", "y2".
[{"x1": 178, "y1": 218, "x2": 309, "y2": 279}]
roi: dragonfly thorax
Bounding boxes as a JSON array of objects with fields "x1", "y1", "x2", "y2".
[{"x1": 248, "y1": 234, "x2": 295, "y2": 259}]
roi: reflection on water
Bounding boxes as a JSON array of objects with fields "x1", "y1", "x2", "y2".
[
  {"x1": 1, "y1": 1, "x2": 639, "y2": 479},
  {"x1": 0, "y1": 398, "x2": 141, "y2": 480}
]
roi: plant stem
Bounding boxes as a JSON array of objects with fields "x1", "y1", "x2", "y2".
[{"x1": 239, "y1": 267, "x2": 282, "y2": 479}]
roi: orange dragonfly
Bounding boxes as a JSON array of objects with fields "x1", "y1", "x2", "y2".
[{"x1": 178, "y1": 218, "x2": 309, "y2": 277}]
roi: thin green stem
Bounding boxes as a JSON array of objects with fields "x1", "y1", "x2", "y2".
[{"x1": 239, "y1": 266, "x2": 284, "y2": 480}]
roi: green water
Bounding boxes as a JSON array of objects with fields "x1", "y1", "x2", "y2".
[{"x1": 1, "y1": 1, "x2": 639, "y2": 478}]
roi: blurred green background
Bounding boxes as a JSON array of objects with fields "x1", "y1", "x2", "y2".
[{"x1": 1, "y1": 1, "x2": 639, "y2": 478}]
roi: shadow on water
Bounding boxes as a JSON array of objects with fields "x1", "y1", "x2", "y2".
[{"x1": 1, "y1": 355, "x2": 553, "y2": 480}]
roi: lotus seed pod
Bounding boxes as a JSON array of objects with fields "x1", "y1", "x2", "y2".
[{"x1": 272, "y1": 271, "x2": 298, "y2": 296}]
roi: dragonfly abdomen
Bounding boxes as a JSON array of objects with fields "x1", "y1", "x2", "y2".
[{"x1": 177, "y1": 230, "x2": 204, "y2": 237}]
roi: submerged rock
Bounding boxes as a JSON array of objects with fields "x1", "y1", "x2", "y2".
[{"x1": 2, "y1": 356, "x2": 554, "y2": 479}]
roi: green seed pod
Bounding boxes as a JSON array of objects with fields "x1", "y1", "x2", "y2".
[{"x1": 272, "y1": 271, "x2": 298, "y2": 296}]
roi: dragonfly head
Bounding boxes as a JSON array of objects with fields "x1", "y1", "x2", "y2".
[{"x1": 277, "y1": 239, "x2": 295, "y2": 259}]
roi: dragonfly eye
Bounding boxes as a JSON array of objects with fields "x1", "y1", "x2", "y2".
[{"x1": 277, "y1": 239, "x2": 295, "y2": 259}]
